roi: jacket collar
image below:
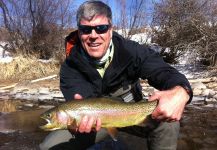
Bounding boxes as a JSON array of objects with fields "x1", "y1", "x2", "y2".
[{"x1": 65, "y1": 30, "x2": 79, "y2": 57}]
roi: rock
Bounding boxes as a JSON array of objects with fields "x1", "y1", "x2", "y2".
[
  {"x1": 213, "y1": 94, "x2": 217, "y2": 100},
  {"x1": 13, "y1": 93, "x2": 24, "y2": 99},
  {"x1": 38, "y1": 88, "x2": 50, "y2": 94},
  {"x1": 23, "y1": 103, "x2": 34, "y2": 107},
  {"x1": 51, "y1": 91, "x2": 64, "y2": 99},
  {"x1": 38, "y1": 95, "x2": 53, "y2": 101},
  {"x1": 39, "y1": 105, "x2": 54, "y2": 109},
  {"x1": 13, "y1": 93, "x2": 38, "y2": 101},
  {"x1": 191, "y1": 82, "x2": 207, "y2": 90},
  {"x1": 51, "y1": 88, "x2": 61, "y2": 91},
  {"x1": 207, "y1": 82, "x2": 217, "y2": 89},
  {"x1": 21, "y1": 94, "x2": 35, "y2": 101},
  {"x1": 208, "y1": 90, "x2": 216, "y2": 97},
  {"x1": 203, "y1": 103, "x2": 216, "y2": 108},
  {"x1": 27, "y1": 94, "x2": 39, "y2": 101},
  {"x1": 189, "y1": 96, "x2": 205, "y2": 106},
  {"x1": 189, "y1": 78, "x2": 213, "y2": 83},
  {"x1": 201, "y1": 89, "x2": 210, "y2": 96},
  {"x1": 205, "y1": 98, "x2": 216, "y2": 102},
  {"x1": 12, "y1": 86, "x2": 29, "y2": 93},
  {"x1": 0, "y1": 89, "x2": 9, "y2": 93},
  {"x1": 25, "y1": 89, "x2": 38, "y2": 94},
  {"x1": 53, "y1": 98, "x2": 65, "y2": 102},
  {"x1": 193, "y1": 88, "x2": 202, "y2": 95}
]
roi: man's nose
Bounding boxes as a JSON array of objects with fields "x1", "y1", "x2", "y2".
[{"x1": 89, "y1": 29, "x2": 98, "y2": 38}]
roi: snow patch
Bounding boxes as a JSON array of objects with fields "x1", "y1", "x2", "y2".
[{"x1": 0, "y1": 42, "x2": 13, "y2": 63}]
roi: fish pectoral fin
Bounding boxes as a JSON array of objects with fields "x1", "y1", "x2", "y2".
[
  {"x1": 107, "y1": 127, "x2": 118, "y2": 141},
  {"x1": 67, "y1": 118, "x2": 77, "y2": 132}
]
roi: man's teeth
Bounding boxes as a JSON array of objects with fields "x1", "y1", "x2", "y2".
[{"x1": 90, "y1": 43, "x2": 100, "y2": 47}]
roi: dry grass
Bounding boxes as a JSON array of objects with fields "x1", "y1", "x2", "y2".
[{"x1": 0, "y1": 55, "x2": 59, "y2": 81}]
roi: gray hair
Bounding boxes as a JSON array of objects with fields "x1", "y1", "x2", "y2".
[{"x1": 76, "y1": 0, "x2": 112, "y2": 26}]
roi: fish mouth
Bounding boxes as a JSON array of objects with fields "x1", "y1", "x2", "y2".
[
  {"x1": 39, "y1": 117, "x2": 62, "y2": 131},
  {"x1": 39, "y1": 117, "x2": 59, "y2": 131},
  {"x1": 39, "y1": 117, "x2": 50, "y2": 129}
]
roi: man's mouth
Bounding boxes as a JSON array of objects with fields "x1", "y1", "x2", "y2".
[{"x1": 88, "y1": 43, "x2": 101, "y2": 47}]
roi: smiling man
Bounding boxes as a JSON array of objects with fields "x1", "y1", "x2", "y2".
[
  {"x1": 40, "y1": 1, "x2": 193, "y2": 150},
  {"x1": 78, "y1": 17, "x2": 112, "y2": 59}
]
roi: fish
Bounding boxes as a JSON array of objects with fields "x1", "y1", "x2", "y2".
[{"x1": 39, "y1": 97, "x2": 157, "y2": 140}]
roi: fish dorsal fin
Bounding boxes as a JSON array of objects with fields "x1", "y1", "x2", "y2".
[{"x1": 107, "y1": 127, "x2": 118, "y2": 141}]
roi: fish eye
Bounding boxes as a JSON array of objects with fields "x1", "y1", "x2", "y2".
[{"x1": 46, "y1": 113, "x2": 52, "y2": 118}]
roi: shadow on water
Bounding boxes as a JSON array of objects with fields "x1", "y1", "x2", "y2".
[{"x1": 0, "y1": 99, "x2": 217, "y2": 150}]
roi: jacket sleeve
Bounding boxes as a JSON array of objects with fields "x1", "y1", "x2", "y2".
[
  {"x1": 60, "y1": 60, "x2": 95, "y2": 101},
  {"x1": 134, "y1": 44, "x2": 193, "y2": 102}
]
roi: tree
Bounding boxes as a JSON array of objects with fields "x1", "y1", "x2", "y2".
[
  {"x1": 151, "y1": 0, "x2": 217, "y2": 65},
  {"x1": 114, "y1": 0, "x2": 149, "y2": 40},
  {"x1": 0, "y1": 0, "x2": 75, "y2": 59}
]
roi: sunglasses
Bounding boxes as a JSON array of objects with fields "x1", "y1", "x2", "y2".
[{"x1": 78, "y1": 24, "x2": 111, "y2": 34}]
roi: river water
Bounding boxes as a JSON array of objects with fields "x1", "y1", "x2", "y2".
[{"x1": 0, "y1": 97, "x2": 216, "y2": 150}]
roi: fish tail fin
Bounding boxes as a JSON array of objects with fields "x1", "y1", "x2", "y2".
[{"x1": 107, "y1": 127, "x2": 118, "y2": 141}]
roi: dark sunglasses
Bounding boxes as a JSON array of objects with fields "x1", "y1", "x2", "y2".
[{"x1": 78, "y1": 24, "x2": 111, "y2": 34}]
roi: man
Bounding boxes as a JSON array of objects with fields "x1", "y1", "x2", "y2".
[{"x1": 40, "y1": 1, "x2": 193, "y2": 150}]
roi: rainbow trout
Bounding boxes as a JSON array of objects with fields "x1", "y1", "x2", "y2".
[{"x1": 39, "y1": 97, "x2": 157, "y2": 139}]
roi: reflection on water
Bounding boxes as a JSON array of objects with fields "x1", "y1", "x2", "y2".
[
  {"x1": 0, "y1": 99, "x2": 49, "y2": 133},
  {"x1": 178, "y1": 105, "x2": 217, "y2": 150},
  {"x1": 0, "y1": 109, "x2": 48, "y2": 133},
  {"x1": 0, "y1": 100, "x2": 22, "y2": 113},
  {"x1": 0, "y1": 100, "x2": 50, "y2": 150}
]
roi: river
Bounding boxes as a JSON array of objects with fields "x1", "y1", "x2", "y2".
[{"x1": 0, "y1": 97, "x2": 216, "y2": 150}]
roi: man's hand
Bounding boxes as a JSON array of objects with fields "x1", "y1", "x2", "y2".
[
  {"x1": 148, "y1": 86, "x2": 190, "y2": 122},
  {"x1": 69, "y1": 94, "x2": 102, "y2": 133}
]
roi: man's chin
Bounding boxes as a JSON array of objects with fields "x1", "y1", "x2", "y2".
[
  {"x1": 88, "y1": 52, "x2": 104, "y2": 59},
  {"x1": 90, "y1": 55, "x2": 103, "y2": 60}
]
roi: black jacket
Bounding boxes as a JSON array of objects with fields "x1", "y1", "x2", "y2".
[{"x1": 60, "y1": 31, "x2": 193, "y2": 102}]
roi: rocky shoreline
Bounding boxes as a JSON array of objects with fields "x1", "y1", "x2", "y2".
[
  {"x1": 0, "y1": 76, "x2": 64, "y2": 103},
  {"x1": 0, "y1": 75, "x2": 217, "y2": 106}
]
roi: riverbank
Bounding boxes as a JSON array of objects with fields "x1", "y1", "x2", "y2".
[{"x1": 1, "y1": 73, "x2": 217, "y2": 108}]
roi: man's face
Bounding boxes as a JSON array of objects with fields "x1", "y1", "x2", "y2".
[{"x1": 78, "y1": 15, "x2": 112, "y2": 59}]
